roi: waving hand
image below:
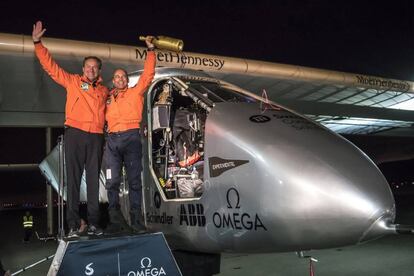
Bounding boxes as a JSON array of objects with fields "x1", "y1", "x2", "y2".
[{"x1": 32, "y1": 21, "x2": 46, "y2": 42}]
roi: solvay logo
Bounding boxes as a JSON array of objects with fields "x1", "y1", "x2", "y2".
[
  {"x1": 127, "y1": 256, "x2": 167, "y2": 276},
  {"x1": 85, "y1": 262, "x2": 94, "y2": 275},
  {"x1": 249, "y1": 115, "x2": 270, "y2": 123}
]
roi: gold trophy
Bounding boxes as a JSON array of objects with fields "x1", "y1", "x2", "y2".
[{"x1": 139, "y1": 35, "x2": 184, "y2": 52}]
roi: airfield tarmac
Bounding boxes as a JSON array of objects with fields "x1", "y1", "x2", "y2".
[{"x1": 1, "y1": 199, "x2": 413, "y2": 276}]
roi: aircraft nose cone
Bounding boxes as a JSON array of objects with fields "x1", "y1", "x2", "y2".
[
  {"x1": 257, "y1": 128, "x2": 396, "y2": 248},
  {"x1": 206, "y1": 102, "x2": 395, "y2": 250}
]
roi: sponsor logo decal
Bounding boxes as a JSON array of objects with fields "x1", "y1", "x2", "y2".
[
  {"x1": 143, "y1": 125, "x2": 148, "y2": 137},
  {"x1": 85, "y1": 263, "x2": 94, "y2": 275},
  {"x1": 249, "y1": 115, "x2": 271, "y2": 123},
  {"x1": 106, "y1": 169, "x2": 112, "y2": 180},
  {"x1": 212, "y1": 188, "x2": 267, "y2": 231},
  {"x1": 273, "y1": 113, "x2": 321, "y2": 131},
  {"x1": 127, "y1": 256, "x2": 167, "y2": 276},
  {"x1": 355, "y1": 75, "x2": 410, "y2": 92},
  {"x1": 179, "y1": 203, "x2": 206, "y2": 227},
  {"x1": 154, "y1": 192, "x2": 161, "y2": 209},
  {"x1": 209, "y1": 157, "x2": 249, "y2": 178},
  {"x1": 146, "y1": 192, "x2": 173, "y2": 225},
  {"x1": 146, "y1": 212, "x2": 173, "y2": 225},
  {"x1": 226, "y1": 187, "x2": 240, "y2": 209},
  {"x1": 80, "y1": 82, "x2": 89, "y2": 91},
  {"x1": 136, "y1": 49, "x2": 225, "y2": 70}
]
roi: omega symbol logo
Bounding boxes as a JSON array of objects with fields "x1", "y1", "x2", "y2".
[
  {"x1": 213, "y1": 187, "x2": 268, "y2": 231},
  {"x1": 226, "y1": 188, "x2": 240, "y2": 209},
  {"x1": 140, "y1": 257, "x2": 152, "y2": 268},
  {"x1": 249, "y1": 115, "x2": 271, "y2": 123}
]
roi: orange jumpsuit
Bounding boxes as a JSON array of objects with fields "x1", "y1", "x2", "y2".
[
  {"x1": 34, "y1": 42, "x2": 108, "y2": 133},
  {"x1": 105, "y1": 51, "x2": 156, "y2": 132}
]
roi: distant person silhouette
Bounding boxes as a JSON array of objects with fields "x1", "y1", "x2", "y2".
[{"x1": 22, "y1": 211, "x2": 34, "y2": 243}]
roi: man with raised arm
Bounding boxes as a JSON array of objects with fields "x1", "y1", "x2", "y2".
[
  {"x1": 105, "y1": 36, "x2": 156, "y2": 233},
  {"x1": 32, "y1": 21, "x2": 108, "y2": 238}
]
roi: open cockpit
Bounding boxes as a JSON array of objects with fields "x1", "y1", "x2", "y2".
[{"x1": 146, "y1": 74, "x2": 257, "y2": 199}]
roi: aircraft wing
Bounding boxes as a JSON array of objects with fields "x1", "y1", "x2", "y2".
[{"x1": 1, "y1": 32, "x2": 414, "y2": 137}]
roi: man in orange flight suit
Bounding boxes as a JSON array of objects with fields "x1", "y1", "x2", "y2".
[
  {"x1": 105, "y1": 36, "x2": 156, "y2": 233},
  {"x1": 32, "y1": 21, "x2": 108, "y2": 238}
]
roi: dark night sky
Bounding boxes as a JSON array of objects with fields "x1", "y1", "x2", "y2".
[
  {"x1": 0, "y1": 1, "x2": 413, "y2": 79},
  {"x1": 1, "y1": 1, "x2": 414, "y2": 200}
]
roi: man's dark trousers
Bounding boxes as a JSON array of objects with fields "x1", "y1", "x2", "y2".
[
  {"x1": 105, "y1": 128, "x2": 142, "y2": 212},
  {"x1": 65, "y1": 127, "x2": 104, "y2": 229}
]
